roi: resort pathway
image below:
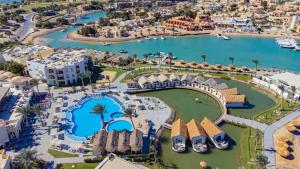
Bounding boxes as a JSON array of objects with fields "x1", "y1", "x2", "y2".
[
  {"x1": 263, "y1": 109, "x2": 300, "y2": 169},
  {"x1": 222, "y1": 114, "x2": 268, "y2": 131},
  {"x1": 54, "y1": 156, "x2": 92, "y2": 164}
]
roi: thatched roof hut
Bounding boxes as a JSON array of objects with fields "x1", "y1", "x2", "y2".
[
  {"x1": 92, "y1": 130, "x2": 108, "y2": 155},
  {"x1": 117, "y1": 130, "x2": 130, "y2": 153},
  {"x1": 130, "y1": 129, "x2": 144, "y2": 152},
  {"x1": 106, "y1": 130, "x2": 119, "y2": 153}
]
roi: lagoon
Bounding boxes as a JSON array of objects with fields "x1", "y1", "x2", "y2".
[{"x1": 42, "y1": 11, "x2": 300, "y2": 72}]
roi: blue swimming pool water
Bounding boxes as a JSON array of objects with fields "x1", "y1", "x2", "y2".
[
  {"x1": 0, "y1": 0, "x2": 20, "y2": 4},
  {"x1": 107, "y1": 120, "x2": 133, "y2": 132},
  {"x1": 69, "y1": 96, "x2": 132, "y2": 138},
  {"x1": 42, "y1": 11, "x2": 300, "y2": 72}
]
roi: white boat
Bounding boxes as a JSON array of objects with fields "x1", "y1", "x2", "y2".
[
  {"x1": 137, "y1": 39, "x2": 142, "y2": 43},
  {"x1": 160, "y1": 36, "x2": 166, "y2": 40},
  {"x1": 276, "y1": 37, "x2": 299, "y2": 49},
  {"x1": 103, "y1": 43, "x2": 111, "y2": 46},
  {"x1": 153, "y1": 37, "x2": 157, "y2": 40},
  {"x1": 217, "y1": 34, "x2": 230, "y2": 40}
]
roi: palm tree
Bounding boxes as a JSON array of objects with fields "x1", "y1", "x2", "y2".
[
  {"x1": 124, "y1": 108, "x2": 135, "y2": 129},
  {"x1": 91, "y1": 104, "x2": 105, "y2": 128},
  {"x1": 16, "y1": 106, "x2": 30, "y2": 126},
  {"x1": 168, "y1": 52, "x2": 173, "y2": 69},
  {"x1": 85, "y1": 71, "x2": 92, "y2": 84},
  {"x1": 291, "y1": 86, "x2": 296, "y2": 104},
  {"x1": 278, "y1": 85, "x2": 285, "y2": 110},
  {"x1": 132, "y1": 54, "x2": 137, "y2": 65},
  {"x1": 13, "y1": 148, "x2": 39, "y2": 169},
  {"x1": 78, "y1": 73, "x2": 85, "y2": 87},
  {"x1": 31, "y1": 104, "x2": 44, "y2": 120},
  {"x1": 29, "y1": 78, "x2": 40, "y2": 97},
  {"x1": 229, "y1": 56, "x2": 234, "y2": 65},
  {"x1": 201, "y1": 54, "x2": 206, "y2": 63},
  {"x1": 143, "y1": 53, "x2": 149, "y2": 62},
  {"x1": 254, "y1": 154, "x2": 268, "y2": 169},
  {"x1": 252, "y1": 59, "x2": 259, "y2": 72},
  {"x1": 105, "y1": 75, "x2": 111, "y2": 87}
]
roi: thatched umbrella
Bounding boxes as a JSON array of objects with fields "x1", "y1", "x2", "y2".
[
  {"x1": 241, "y1": 66, "x2": 249, "y2": 71},
  {"x1": 199, "y1": 161, "x2": 207, "y2": 168},
  {"x1": 286, "y1": 125, "x2": 297, "y2": 132},
  {"x1": 292, "y1": 120, "x2": 300, "y2": 127},
  {"x1": 277, "y1": 135, "x2": 289, "y2": 143},
  {"x1": 278, "y1": 149, "x2": 290, "y2": 158},
  {"x1": 276, "y1": 141, "x2": 289, "y2": 149},
  {"x1": 191, "y1": 61, "x2": 197, "y2": 66}
]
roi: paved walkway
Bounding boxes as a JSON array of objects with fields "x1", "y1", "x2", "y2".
[
  {"x1": 263, "y1": 109, "x2": 300, "y2": 169},
  {"x1": 14, "y1": 12, "x2": 36, "y2": 41},
  {"x1": 222, "y1": 114, "x2": 268, "y2": 131}
]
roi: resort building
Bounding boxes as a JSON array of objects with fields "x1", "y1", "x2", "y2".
[
  {"x1": 186, "y1": 119, "x2": 207, "y2": 153},
  {"x1": 95, "y1": 153, "x2": 149, "y2": 169},
  {"x1": 27, "y1": 48, "x2": 89, "y2": 86},
  {"x1": 129, "y1": 129, "x2": 143, "y2": 153},
  {"x1": 220, "y1": 88, "x2": 246, "y2": 107},
  {"x1": 0, "y1": 120, "x2": 9, "y2": 148},
  {"x1": 0, "y1": 149, "x2": 12, "y2": 169},
  {"x1": 200, "y1": 117, "x2": 228, "y2": 149},
  {"x1": 106, "y1": 130, "x2": 119, "y2": 153},
  {"x1": 0, "y1": 45, "x2": 53, "y2": 64},
  {"x1": 253, "y1": 72, "x2": 300, "y2": 100},
  {"x1": 171, "y1": 119, "x2": 188, "y2": 152},
  {"x1": 163, "y1": 15, "x2": 213, "y2": 31},
  {"x1": 93, "y1": 130, "x2": 108, "y2": 156}
]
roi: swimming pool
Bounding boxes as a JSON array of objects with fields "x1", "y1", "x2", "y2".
[
  {"x1": 65, "y1": 95, "x2": 133, "y2": 140},
  {"x1": 107, "y1": 120, "x2": 133, "y2": 132}
]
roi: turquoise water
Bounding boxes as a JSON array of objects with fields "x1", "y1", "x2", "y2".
[
  {"x1": 43, "y1": 11, "x2": 300, "y2": 72},
  {"x1": 70, "y1": 96, "x2": 132, "y2": 138},
  {"x1": 106, "y1": 120, "x2": 133, "y2": 132},
  {"x1": 0, "y1": 0, "x2": 20, "y2": 4}
]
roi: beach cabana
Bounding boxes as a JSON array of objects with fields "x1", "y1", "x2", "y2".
[
  {"x1": 117, "y1": 130, "x2": 130, "y2": 153},
  {"x1": 202, "y1": 78, "x2": 217, "y2": 88},
  {"x1": 129, "y1": 129, "x2": 144, "y2": 153},
  {"x1": 201, "y1": 117, "x2": 228, "y2": 149},
  {"x1": 191, "y1": 75, "x2": 205, "y2": 87},
  {"x1": 92, "y1": 130, "x2": 108, "y2": 156},
  {"x1": 106, "y1": 130, "x2": 119, "y2": 153},
  {"x1": 171, "y1": 119, "x2": 188, "y2": 152},
  {"x1": 138, "y1": 76, "x2": 151, "y2": 89},
  {"x1": 186, "y1": 119, "x2": 207, "y2": 153},
  {"x1": 215, "y1": 83, "x2": 228, "y2": 90},
  {"x1": 157, "y1": 74, "x2": 170, "y2": 87},
  {"x1": 148, "y1": 75, "x2": 160, "y2": 88},
  {"x1": 220, "y1": 88, "x2": 239, "y2": 95},
  {"x1": 223, "y1": 94, "x2": 246, "y2": 107},
  {"x1": 169, "y1": 73, "x2": 181, "y2": 86},
  {"x1": 181, "y1": 74, "x2": 193, "y2": 86}
]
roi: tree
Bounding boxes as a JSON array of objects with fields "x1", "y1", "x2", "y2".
[
  {"x1": 278, "y1": 85, "x2": 285, "y2": 110},
  {"x1": 252, "y1": 59, "x2": 259, "y2": 72},
  {"x1": 31, "y1": 104, "x2": 44, "y2": 120},
  {"x1": 91, "y1": 104, "x2": 105, "y2": 128},
  {"x1": 29, "y1": 78, "x2": 40, "y2": 97},
  {"x1": 132, "y1": 54, "x2": 137, "y2": 64},
  {"x1": 143, "y1": 53, "x2": 149, "y2": 61},
  {"x1": 78, "y1": 73, "x2": 85, "y2": 87},
  {"x1": 124, "y1": 108, "x2": 135, "y2": 129},
  {"x1": 16, "y1": 106, "x2": 30, "y2": 126},
  {"x1": 201, "y1": 54, "x2": 206, "y2": 63},
  {"x1": 229, "y1": 56, "x2": 234, "y2": 65},
  {"x1": 13, "y1": 149, "x2": 39, "y2": 169},
  {"x1": 105, "y1": 75, "x2": 111, "y2": 87},
  {"x1": 168, "y1": 52, "x2": 173, "y2": 69},
  {"x1": 291, "y1": 86, "x2": 296, "y2": 104},
  {"x1": 254, "y1": 154, "x2": 268, "y2": 169},
  {"x1": 85, "y1": 71, "x2": 92, "y2": 84}
]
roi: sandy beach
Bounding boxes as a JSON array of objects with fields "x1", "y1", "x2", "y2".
[{"x1": 22, "y1": 26, "x2": 67, "y2": 45}]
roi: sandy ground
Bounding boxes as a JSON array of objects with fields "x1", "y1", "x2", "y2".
[
  {"x1": 22, "y1": 26, "x2": 67, "y2": 45},
  {"x1": 274, "y1": 117, "x2": 300, "y2": 169},
  {"x1": 96, "y1": 71, "x2": 116, "y2": 84},
  {"x1": 67, "y1": 26, "x2": 211, "y2": 44}
]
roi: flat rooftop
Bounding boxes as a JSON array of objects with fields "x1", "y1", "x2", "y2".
[
  {"x1": 270, "y1": 72, "x2": 300, "y2": 89},
  {"x1": 0, "y1": 87, "x2": 9, "y2": 102}
]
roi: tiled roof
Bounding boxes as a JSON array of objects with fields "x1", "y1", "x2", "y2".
[
  {"x1": 186, "y1": 119, "x2": 206, "y2": 139},
  {"x1": 171, "y1": 118, "x2": 188, "y2": 138},
  {"x1": 200, "y1": 117, "x2": 224, "y2": 137}
]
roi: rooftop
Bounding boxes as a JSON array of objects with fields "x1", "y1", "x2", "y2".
[
  {"x1": 1, "y1": 45, "x2": 51, "y2": 59},
  {"x1": 270, "y1": 72, "x2": 300, "y2": 89},
  {"x1": 171, "y1": 118, "x2": 188, "y2": 138},
  {"x1": 200, "y1": 117, "x2": 224, "y2": 137},
  {"x1": 220, "y1": 88, "x2": 239, "y2": 95},
  {"x1": 186, "y1": 119, "x2": 206, "y2": 139}
]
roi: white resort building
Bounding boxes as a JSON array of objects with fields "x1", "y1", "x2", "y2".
[
  {"x1": 27, "y1": 48, "x2": 89, "y2": 86},
  {"x1": 131, "y1": 73, "x2": 246, "y2": 108}
]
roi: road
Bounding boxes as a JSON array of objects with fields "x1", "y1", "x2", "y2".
[{"x1": 14, "y1": 12, "x2": 36, "y2": 41}]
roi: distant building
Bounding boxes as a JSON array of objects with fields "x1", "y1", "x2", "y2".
[
  {"x1": 0, "y1": 45, "x2": 53, "y2": 64},
  {"x1": 27, "y1": 48, "x2": 89, "y2": 86}
]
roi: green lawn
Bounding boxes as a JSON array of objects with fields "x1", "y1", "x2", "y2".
[
  {"x1": 102, "y1": 67, "x2": 125, "y2": 81},
  {"x1": 59, "y1": 163, "x2": 98, "y2": 169},
  {"x1": 48, "y1": 149, "x2": 79, "y2": 158},
  {"x1": 8, "y1": 1, "x2": 70, "y2": 12}
]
